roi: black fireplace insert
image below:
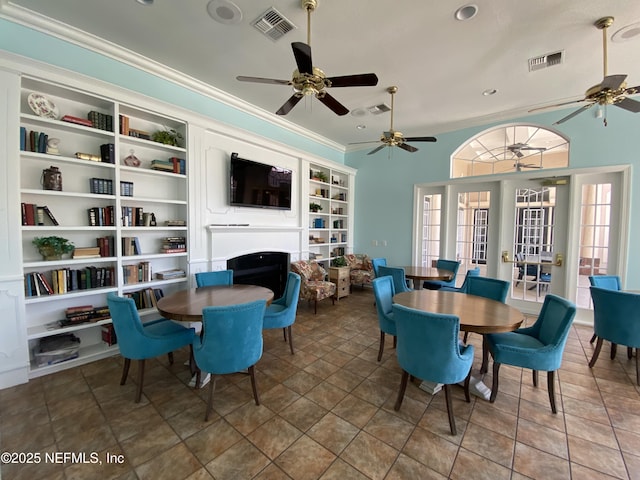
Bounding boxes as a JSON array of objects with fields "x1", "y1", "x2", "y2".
[{"x1": 227, "y1": 251, "x2": 290, "y2": 299}]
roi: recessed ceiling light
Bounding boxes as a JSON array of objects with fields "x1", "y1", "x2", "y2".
[
  {"x1": 455, "y1": 4, "x2": 478, "y2": 21},
  {"x1": 136, "y1": 0, "x2": 153, "y2": 5},
  {"x1": 482, "y1": 88, "x2": 497, "y2": 96},
  {"x1": 356, "y1": 125, "x2": 366, "y2": 130},
  {"x1": 207, "y1": 0, "x2": 243, "y2": 25},
  {"x1": 612, "y1": 22, "x2": 640, "y2": 42}
]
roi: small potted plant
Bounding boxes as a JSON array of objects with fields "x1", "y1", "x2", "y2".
[
  {"x1": 32, "y1": 236, "x2": 74, "y2": 261},
  {"x1": 152, "y1": 128, "x2": 183, "y2": 147},
  {"x1": 309, "y1": 202, "x2": 323, "y2": 213},
  {"x1": 332, "y1": 256, "x2": 348, "y2": 267},
  {"x1": 314, "y1": 171, "x2": 329, "y2": 183}
]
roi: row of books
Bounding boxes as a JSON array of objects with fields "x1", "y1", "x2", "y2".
[
  {"x1": 150, "y1": 157, "x2": 185, "y2": 174},
  {"x1": 121, "y1": 206, "x2": 146, "y2": 227},
  {"x1": 124, "y1": 287, "x2": 164, "y2": 310},
  {"x1": 155, "y1": 269, "x2": 186, "y2": 280},
  {"x1": 72, "y1": 247, "x2": 101, "y2": 259},
  {"x1": 21, "y1": 203, "x2": 59, "y2": 226},
  {"x1": 88, "y1": 111, "x2": 114, "y2": 132},
  {"x1": 60, "y1": 304, "x2": 110, "y2": 326},
  {"x1": 162, "y1": 236, "x2": 186, "y2": 253},
  {"x1": 122, "y1": 236, "x2": 142, "y2": 256},
  {"x1": 97, "y1": 235, "x2": 115, "y2": 257},
  {"x1": 120, "y1": 181, "x2": 134, "y2": 197},
  {"x1": 122, "y1": 261, "x2": 152, "y2": 285},
  {"x1": 24, "y1": 266, "x2": 116, "y2": 297},
  {"x1": 88, "y1": 206, "x2": 116, "y2": 226},
  {"x1": 89, "y1": 177, "x2": 113, "y2": 195},
  {"x1": 20, "y1": 128, "x2": 48, "y2": 153},
  {"x1": 119, "y1": 115, "x2": 152, "y2": 140}
]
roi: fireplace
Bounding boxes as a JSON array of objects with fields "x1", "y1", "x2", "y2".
[{"x1": 227, "y1": 251, "x2": 290, "y2": 299}]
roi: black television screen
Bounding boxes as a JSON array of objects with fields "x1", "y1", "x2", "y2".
[{"x1": 229, "y1": 153, "x2": 292, "y2": 210}]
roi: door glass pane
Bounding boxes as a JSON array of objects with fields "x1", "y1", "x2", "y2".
[
  {"x1": 511, "y1": 187, "x2": 555, "y2": 302},
  {"x1": 421, "y1": 194, "x2": 442, "y2": 268},
  {"x1": 455, "y1": 191, "x2": 490, "y2": 284},
  {"x1": 576, "y1": 183, "x2": 612, "y2": 309}
]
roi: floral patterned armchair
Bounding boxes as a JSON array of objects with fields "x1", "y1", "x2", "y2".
[
  {"x1": 344, "y1": 254, "x2": 374, "y2": 290},
  {"x1": 290, "y1": 260, "x2": 336, "y2": 314}
]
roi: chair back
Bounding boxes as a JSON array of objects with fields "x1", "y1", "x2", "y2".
[
  {"x1": 106, "y1": 292, "x2": 147, "y2": 358},
  {"x1": 371, "y1": 257, "x2": 387, "y2": 277},
  {"x1": 435, "y1": 259, "x2": 461, "y2": 287},
  {"x1": 378, "y1": 266, "x2": 412, "y2": 293},
  {"x1": 195, "y1": 300, "x2": 267, "y2": 375},
  {"x1": 441, "y1": 267, "x2": 480, "y2": 293},
  {"x1": 466, "y1": 276, "x2": 509, "y2": 303},
  {"x1": 528, "y1": 294, "x2": 577, "y2": 350},
  {"x1": 588, "y1": 275, "x2": 621, "y2": 291},
  {"x1": 372, "y1": 275, "x2": 396, "y2": 335},
  {"x1": 264, "y1": 272, "x2": 301, "y2": 329},
  {"x1": 590, "y1": 287, "x2": 640, "y2": 348},
  {"x1": 392, "y1": 304, "x2": 474, "y2": 385},
  {"x1": 195, "y1": 269, "x2": 234, "y2": 288}
]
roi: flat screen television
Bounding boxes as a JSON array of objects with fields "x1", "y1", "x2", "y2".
[{"x1": 229, "y1": 153, "x2": 293, "y2": 210}]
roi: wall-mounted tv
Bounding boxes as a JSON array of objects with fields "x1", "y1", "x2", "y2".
[{"x1": 229, "y1": 152, "x2": 293, "y2": 210}]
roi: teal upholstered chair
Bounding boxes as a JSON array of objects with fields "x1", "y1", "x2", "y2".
[
  {"x1": 106, "y1": 292, "x2": 195, "y2": 403},
  {"x1": 423, "y1": 259, "x2": 460, "y2": 289},
  {"x1": 588, "y1": 275, "x2": 623, "y2": 348},
  {"x1": 439, "y1": 267, "x2": 481, "y2": 293},
  {"x1": 464, "y1": 275, "x2": 510, "y2": 344},
  {"x1": 371, "y1": 257, "x2": 387, "y2": 277},
  {"x1": 485, "y1": 294, "x2": 576, "y2": 413},
  {"x1": 589, "y1": 287, "x2": 640, "y2": 385},
  {"x1": 393, "y1": 303, "x2": 473, "y2": 435},
  {"x1": 195, "y1": 269, "x2": 233, "y2": 288},
  {"x1": 193, "y1": 300, "x2": 267, "y2": 420},
  {"x1": 372, "y1": 275, "x2": 396, "y2": 362},
  {"x1": 263, "y1": 272, "x2": 301, "y2": 355},
  {"x1": 378, "y1": 266, "x2": 412, "y2": 294}
]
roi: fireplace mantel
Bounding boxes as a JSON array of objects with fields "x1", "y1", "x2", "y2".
[{"x1": 207, "y1": 225, "x2": 303, "y2": 233}]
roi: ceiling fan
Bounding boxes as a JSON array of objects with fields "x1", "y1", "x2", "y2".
[
  {"x1": 351, "y1": 86, "x2": 437, "y2": 155},
  {"x1": 507, "y1": 142, "x2": 546, "y2": 158},
  {"x1": 236, "y1": 0, "x2": 378, "y2": 116},
  {"x1": 529, "y1": 16, "x2": 640, "y2": 126}
]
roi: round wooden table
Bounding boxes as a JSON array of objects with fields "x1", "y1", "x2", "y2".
[
  {"x1": 157, "y1": 284, "x2": 274, "y2": 322},
  {"x1": 402, "y1": 266, "x2": 454, "y2": 290}
]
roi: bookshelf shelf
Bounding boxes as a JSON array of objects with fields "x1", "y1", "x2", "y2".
[{"x1": 19, "y1": 75, "x2": 190, "y2": 378}]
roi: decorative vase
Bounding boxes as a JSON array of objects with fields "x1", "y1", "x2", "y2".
[{"x1": 39, "y1": 247, "x2": 61, "y2": 261}]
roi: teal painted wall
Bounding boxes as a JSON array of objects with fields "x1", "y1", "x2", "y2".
[
  {"x1": 346, "y1": 107, "x2": 639, "y2": 287},
  {"x1": 0, "y1": 18, "x2": 344, "y2": 163}
]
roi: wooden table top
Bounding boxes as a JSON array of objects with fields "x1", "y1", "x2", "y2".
[
  {"x1": 401, "y1": 266, "x2": 454, "y2": 281},
  {"x1": 393, "y1": 289, "x2": 524, "y2": 334},
  {"x1": 157, "y1": 284, "x2": 274, "y2": 322}
]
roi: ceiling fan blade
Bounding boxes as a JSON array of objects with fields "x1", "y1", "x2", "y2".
[
  {"x1": 236, "y1": 76, "x2": 291, "y2": 85},
  {"x1": 615, "y1": 97, "x2": 640, "y2": 113},
  {"x1": 528, "y1": 98, "x2": 586, "y2": 113},
  {"x1": 553, "y1": 103, "x2": 594, "y2": 125},
  {"x1": 317, "y1": 92, "x2": 349, "y2": 116},
  {"x1": 624, "y1": 84, "x2": 640, "y2": 94},
  {"x1": 600, "y1": 74, "x2": 627, "y2": 91},
  {"x1": 276, "y1": 94, "x2": 303, "y2": 116},
  {"x1": 292, "y1": 42, "x2": 313, "y2": 75},
  {"x1": 404, "y1": 136, "x2": 437, "y2": 142},
  {"x1": 397, "y1": 142, "x2": 418, "y2": 153},
  {"x1": 348, "y1": 140, "x2": 379, "y2": 145},
  {"x1": 326, "y1": 73, "x2": 379, "y2": 88},
  {"x1": 367, "y1": 145, "x2": 387, "y2": 155}
]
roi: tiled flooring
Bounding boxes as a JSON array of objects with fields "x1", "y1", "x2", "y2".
[{"x1": 1, "y1": 288, "x2": 640, "y2": 479}]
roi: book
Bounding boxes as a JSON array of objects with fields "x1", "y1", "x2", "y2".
[
  {"x1": 156, "y1": 269, "x2": 186, "y2": 279},
  {"x1": 61, "y1": 115, "x2": 93, "y2": 127},
  {"x1": 73, "y1": 247, "x2": 101, "y2": 258},
  {"x1": 42, "y1": 206, "x2": 59, "y2": 226},
  {"x1": 100, "y1": 143, "x2": 115, "y2": 164}
]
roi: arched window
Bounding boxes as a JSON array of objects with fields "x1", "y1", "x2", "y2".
[{"x1": 451, "y1": 124, "x2": 569, "y2": 178}]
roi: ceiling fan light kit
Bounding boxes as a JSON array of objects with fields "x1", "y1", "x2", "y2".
[{"x1": 236, "y1": 0, "x2": 378, "y2": 116}]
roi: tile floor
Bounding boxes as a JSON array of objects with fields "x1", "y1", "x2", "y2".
[{"x1": 1, "y1": 288, "x2": 640, "y2": 480}]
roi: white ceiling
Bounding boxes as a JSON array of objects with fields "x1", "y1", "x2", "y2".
[{"x1": 4, "y1": 0, "x2": 640, "y2": 149}]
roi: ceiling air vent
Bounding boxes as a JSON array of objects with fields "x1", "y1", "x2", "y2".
[
  {"x1": 368, "y1": 103, "x2": 391, "y2": 115},
  {"x1": 528, "y1": 51, "x2": 563, "y2": 72},
  {"x1": 252, "y1": 7, "x2": 296, "y2": 41}
]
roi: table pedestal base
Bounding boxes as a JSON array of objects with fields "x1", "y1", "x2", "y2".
[{"x1": 419, "y1": 376, "x2": 491, "y2": 400}]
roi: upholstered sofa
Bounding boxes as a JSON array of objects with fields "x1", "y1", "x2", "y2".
[
  {"x1": 344, "y1": 253, "x2": 374, "y2": 289},
  {"x1": 290, "y1": 260, "x2": 336, "y2": 314}
]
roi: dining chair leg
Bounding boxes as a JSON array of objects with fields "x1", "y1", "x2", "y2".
[
  {"x1": 490, "y1": 361, "x2": 501, "y2": 403},
  {"x1": 394, "y1": 370, "x2": 410, "y2": 411},
  {"x1": 462, "y1": 331, "x2": 469, "y2": 343},
  {"x1": 205, "y1": 374, "x2": 215, "y2": 421},
  {"x1": 283, "y1": 328, "x2": 287, "y2": 342},
  {"x1": 120, "y1": 358, "x2": 131, "y2": 385},
  {"x1": 443, "y1": 384, "x2": 457, "y2": 436},
  {"x1": 168, "y1": 352, "x2": 174, "y2": 365},
  {"x1": 589, "y1": 333, "x2": 597, "y2": 344},
  {"x1": 287, "y1": 325, "x2": 294, "y2": 355},
  {"x1": 636, "y1": 350, "x2": 639, "y2": 386},
  {"x1": 195, "y1": 370, "x2": 201, "y2": 389},
  {"x1": 377, "y1": 331, "x2": 385, "y2": 362},
  {"x1": 589, "y1": 337, "x2": 604, "y2": 368},
  {"x1": 610, "y1": 343, "x2": 618, "y2": 360},
  {"x1": 532, "y1": 370, "x2": 538, "y2": 387},
  {"x1": 463, "y1": 369, "x2": 472, "y2": 403},
  {"x1": 393, "y1": 336, "x2": 397, "y2": 349},
  {"x1": 189, "y1": 345, "x2": 196, "y2": 376},
  {"x1": 249, "y1": 365, "x2": 260, "y2": 405},
  {"x1": 314, "y1": 300, "x2": 317, "y2": 315},
  {"x1": 135, "y1": 359, "x2": 145, "y2": 403},
  {"x1": 480, "y1": 336, "x2": 489, "y2": 374},
  {"x1": 628, "y1": 346, "x2": 633, "y2": 360},
  {"x1": 547, "y1": 370, "x2": 557, "y2": 414}
]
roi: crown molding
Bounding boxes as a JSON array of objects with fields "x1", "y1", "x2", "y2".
[{"x1": 0, "y1": 2, "x2": 345, "y2": 153}]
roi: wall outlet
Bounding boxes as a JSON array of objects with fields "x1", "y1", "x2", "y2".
[
  {"x1": 372, "y1": 240, "x2": 378, "y2": 246},
  {"x1": 381, "y1": 240, "x2": 388, "y2": 247}
]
